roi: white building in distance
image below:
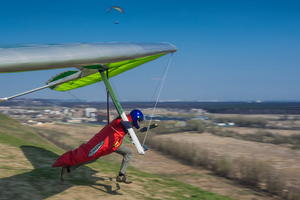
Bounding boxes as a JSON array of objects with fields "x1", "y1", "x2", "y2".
[{"x1": 85, "y1": 108, "x2": 98, "y2": 118}]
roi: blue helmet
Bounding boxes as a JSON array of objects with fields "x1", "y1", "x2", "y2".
[{"x1": 130, "y1": 109, "x2": 144, "y2": 129}]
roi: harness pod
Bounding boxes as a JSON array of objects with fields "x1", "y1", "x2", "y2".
[{"x1": 52, "y1": 115, "x2": 132, "y2": 167}]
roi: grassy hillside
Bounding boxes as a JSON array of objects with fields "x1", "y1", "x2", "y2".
[
  {"x1": 0, "y1": 113, "x2": 59, "y2": 148},
  {"x1": 0, "y1": 113, "x2": 234, "y2": 199}
]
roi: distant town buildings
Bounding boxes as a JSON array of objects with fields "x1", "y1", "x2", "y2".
[
  {"x1": 0, "y1": 103, "x2": 211, "y2": 126},
  {"x1": 97, "y1": 112, "x2": 115, "y2": 123},
  {"x1": 216, "y1": 122, "x2": 235, "y2": 127},
  {"x1": 190, "y1": 108, "x2": 205, "y2": 114},
  {"x1": 85, "y1": 108, "x2": 97, "y2": 118},
  {"x1": 0, "y1": 106, "x2": 105, "y2": 125}
]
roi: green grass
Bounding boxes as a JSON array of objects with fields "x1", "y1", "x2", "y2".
[
  {"x1": 0, "y1": 132, "x2": 63, "y2": 155},
  {"x1": 0, "y1": 113, "x2": 57, "y2": 148},
  {"x1": 32, "y1": 127, "x2": 83, "y2": 148}
]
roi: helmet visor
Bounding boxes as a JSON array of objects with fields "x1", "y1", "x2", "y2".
[{"x1": 137, "y1": 118, "x2": 145, "y2": 128}]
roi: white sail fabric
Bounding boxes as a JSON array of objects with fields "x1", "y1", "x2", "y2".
[{"x1": 0, "y1": 42, "x2": 177, "y2": 73}]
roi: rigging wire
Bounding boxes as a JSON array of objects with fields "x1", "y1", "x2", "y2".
[
  {"x1": 110, "y1": 78, "x2": 121, "y2": 102},
  {"x1": 100, "y1": 81, "x2": 107, "y2": 94},
  {"x1": 143, "y1": 54, "x2": 173, "y2": 117},
  {"x1": 128, "y1": 53, "x2": 174, "y2": 167},
  {"x1": 106, "y1": 69, "x2": 110, "y2": 123},
  {"x1": 140, "y1": 60, "x2": 167, "y2": 135},
  {"x1": 60, "y1": 85, "x2": 83, "y2": 102},
  {"x1": 149, "y1": 59, "x2": 170, "y2": 102},
  {"x1": 142, "y1": 53, "x2": 173, "y2": 146},
  {"x1": 142, "y1": 56, "x2": 170, "y2": 119}
]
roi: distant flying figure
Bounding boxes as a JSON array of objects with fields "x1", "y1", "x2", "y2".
[
  {"x1": 106, "y1": 6, "x2": 124, "y2": 14},
  {"x1": 107, "y1": 6, "x2": 124, "y2": 24}
]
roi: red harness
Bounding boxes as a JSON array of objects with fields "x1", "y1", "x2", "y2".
[{"x1": 52, "y1": 115, "x2": 132, "y2": 167}]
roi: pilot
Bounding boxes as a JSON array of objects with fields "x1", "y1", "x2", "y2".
[{"x1": 58, "y1": 109, "x2": 145, "y2": 184}]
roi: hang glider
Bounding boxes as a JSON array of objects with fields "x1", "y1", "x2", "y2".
[
  {"x1": 0, "y1": 42, "x2": 176, "y2": 91},
  {"x1": 0, "y1": 42, "x2": 177, "y2": 155}
]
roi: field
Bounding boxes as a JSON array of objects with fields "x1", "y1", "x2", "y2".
[
  {"x1": 28, "y1": 120, "x2": 298, "y2": 199},
  {"x1": 155, "y1": 132, "x2": 300, "y2": 187},
  {"x1": 2, "y1": 109, "x2": 300, "y2": 199},
  {"x1": 0, "y1": 113, "x2": 233, "y2": 200}
]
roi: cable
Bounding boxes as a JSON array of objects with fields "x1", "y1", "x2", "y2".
[
  {"x1": 60, "y1": 85, "x2": 83, "y2": 102},
  {"x1": 128, "y1": 54, "x2": 174, "y2": 167},
  {"x1": 142, "y1": 53, "x2": 173, "y2": 146},
  {"x1": 110, "y1": 78, "x2": 121, "y2": 102},
  {"x1": 128, "y1": 155, "x2": 145, "y2": 168}
]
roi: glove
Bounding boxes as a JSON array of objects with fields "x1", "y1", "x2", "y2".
[
  {"x1": 120, "y1": 120, "x2": 133, "y2": 129},
  {"x1": 139, "y1": 123, "x2": 158, "y2": 132},
  {"x1": 139, "y1": 127, "x2": 148, "y2": 132}
]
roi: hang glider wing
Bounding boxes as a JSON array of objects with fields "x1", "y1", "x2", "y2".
[
  {"x1": 47, "y1": 53, "x2": 166, "y2": 91},
  {"x1": 0, "y1": 42, "x2": 177, "y2": 73},
  {"x1": 0, "y1": 42, "x2": 177, "y2": 91}
]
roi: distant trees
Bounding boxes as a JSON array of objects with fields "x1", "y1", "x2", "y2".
[
  {"x1": 184, "y1": 119, "x2": 206, "y2": 133},
  {"x1": 151, "y1": 116, "x2": 269, "y2": 135},
  {"x1": 150, "y1": 119, "x2": 206, "y2": 134},
  {"x1": 214, "y1": 116, "x2": 268, "y2": 128}
]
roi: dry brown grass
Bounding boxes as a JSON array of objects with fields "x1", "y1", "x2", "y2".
[
  {"x1": 237, "y1": 157, "x2": 267, "y2": 187},
  {"x1": 212, "y1": 158, "x2": 232, "y2": 178},
  {"x1": 144, "y1": 133, "x2": 293, "y2": 198},
  {"x1": 265, "y1": 167, "x2": 287, "y2": 197},
  {"x1": 288, "y1": 188, "x2": 300, "y2": 200}
]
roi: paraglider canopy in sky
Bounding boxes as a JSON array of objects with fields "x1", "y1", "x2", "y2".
[
  {"x1": 107, "y1": 6, "x2": 124, "y2": 24},
  {"x1": 106, "y1": 6, "x2": 124, "y2": 14}
]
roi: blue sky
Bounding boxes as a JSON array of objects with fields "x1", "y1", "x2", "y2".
[{"x1": 0, "y1": 0, "x2": 299, "y2": 102}]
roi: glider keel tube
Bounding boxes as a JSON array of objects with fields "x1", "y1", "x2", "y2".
[
  {"x1": 99, "y1": 70, "x2": 145, "y2": 155},
  {"x1": 0, "y1": 98, "x2": 8, "y2": 102}
]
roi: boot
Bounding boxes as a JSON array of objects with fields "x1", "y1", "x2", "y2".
[
  {"x1": 61, "y1": 167, "x2": 69, "y2": 182},
  {"x1": 116, "y1": 174, "x2": 132, "y2": 184}
]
